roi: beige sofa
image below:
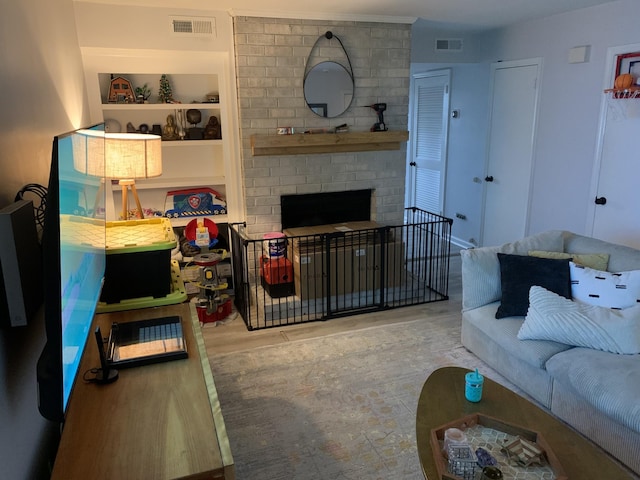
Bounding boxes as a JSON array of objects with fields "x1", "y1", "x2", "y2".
[{"x1": 460, "y1": 230, "x2": 640, "y2": 475}]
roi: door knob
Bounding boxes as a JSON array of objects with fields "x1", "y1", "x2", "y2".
[
  {"x1": 484, "y1": 176, "x2": 494, "y2": 182},
  {"x1": 409, "y1": 161, "x2": 416, "y2": 167},
  {"x1": 595, "y1": 196, "x2": 607, "y2": 205}
]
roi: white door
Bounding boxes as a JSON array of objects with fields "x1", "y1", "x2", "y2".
[
  {"x1": 590, "y1": 43, "x2": 640, "y2": 249},
  {"x1": 481, "y1": 59, "x2": 541, "y2": 247},
  {"x1": 406, "y1": 70, "x2": 450, "y2": 215}
]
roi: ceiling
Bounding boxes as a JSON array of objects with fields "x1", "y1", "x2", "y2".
[{"x1": 79, "y1": 0, "x2": 618, "y2": 30}]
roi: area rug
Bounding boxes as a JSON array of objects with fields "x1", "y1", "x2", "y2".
[{"x1": 209, "y1": 316, "x2": 518, "y2": 480}]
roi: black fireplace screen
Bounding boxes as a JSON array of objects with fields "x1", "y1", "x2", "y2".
[{"x1": 280, "y1": 189, "x2": 372, "y2": 229}]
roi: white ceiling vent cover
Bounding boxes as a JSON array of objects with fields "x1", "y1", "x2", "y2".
[
  {"x1": 170, "y1": 16, "x2": 216, "y2": 37},
  {"x1": 435, "y1": 38, "x2": 463, "y2": 52}
]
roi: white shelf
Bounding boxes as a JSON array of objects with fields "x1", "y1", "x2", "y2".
[
  {"x1": 133, "y1": 177, "x2": 226, "y2": 190},
  {"x1": 102, "y1": 102, "x2": 221, "y2": 110},
  {"x1": 161, "y1": 139, "x2": 223, "y2": 148},
  {"x1": 169, "y1": 214, "x2": 228, "y2": 227}
]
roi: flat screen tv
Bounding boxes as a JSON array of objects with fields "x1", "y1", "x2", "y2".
[{"x1": 37, "y1": 124, "x2": 106, "y2": 423}]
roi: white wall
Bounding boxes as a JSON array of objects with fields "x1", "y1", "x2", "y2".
[
  {"x1": 444, "y1": 64, "x2": 490, "y2": 247},
  {"x1": 408, "y1": 63, "x2": 490, "y2": 247},
  {"x1": 411, "y1": 0, "x2": 640, "y2": 245},
  {"x1": 491, "y1": 0, "x2": 640, "y2": 236},
  {"x1": 411, "y1": 19, "x2": 495, "y2": 64},
  {"x1": 74, "y1": 3, "x2": 233, "y2": 52},
  {"x1": 0, "y1": 0, "x2": 90, "y2": 204},
  {"x1": 0, "y1": 0, "x2": 90, "y2": 478}
]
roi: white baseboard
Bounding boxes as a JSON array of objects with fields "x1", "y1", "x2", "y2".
[{"x1": 450, "y1": 235, "x2": 476, "y2": 251}]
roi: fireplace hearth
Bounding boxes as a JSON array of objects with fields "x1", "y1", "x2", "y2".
[{"x1": 280, "y1": 189, "x2": 372, "y2": 229}]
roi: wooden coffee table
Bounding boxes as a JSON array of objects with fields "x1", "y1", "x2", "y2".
[{"x1": 416, "y1": 367, "x2": 635, "y2": 479}]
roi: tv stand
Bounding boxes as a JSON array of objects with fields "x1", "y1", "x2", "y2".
[{"x1": 51, "y1": 303, "x2": 234, "y2": 479}]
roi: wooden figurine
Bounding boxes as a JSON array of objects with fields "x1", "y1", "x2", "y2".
[{"x1": 203, "y1": 115, "x2": 222, "y2": 140}]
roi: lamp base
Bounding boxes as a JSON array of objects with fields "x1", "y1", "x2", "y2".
[{"x1": 119, "y1": 179, "x2": 144, "y2": 220}]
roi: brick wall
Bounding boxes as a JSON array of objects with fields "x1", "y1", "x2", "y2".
[{"x1": 234, "y1": 17, "x2": 411, "y2": 236}]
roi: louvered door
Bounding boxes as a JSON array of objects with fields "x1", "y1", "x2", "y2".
[{"x1": 407, "y1": 70, "x2": 450, "y2": 215}]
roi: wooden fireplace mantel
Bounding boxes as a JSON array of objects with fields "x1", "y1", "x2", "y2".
[{"x1": 250, "y1": 130, "x2": 409, "y2": 156}]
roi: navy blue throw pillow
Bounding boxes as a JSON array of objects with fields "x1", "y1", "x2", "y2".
[{"x1": 495, "y1": 253, "x2": 571, "y2": 319}]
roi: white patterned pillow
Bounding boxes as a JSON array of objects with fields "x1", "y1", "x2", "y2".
[
  {"x1": 518, "y1": 286, "x2": 640, "y2": 354},
  {"x1": 570, "y1": 262, "x2": 640, "y2": 309}
]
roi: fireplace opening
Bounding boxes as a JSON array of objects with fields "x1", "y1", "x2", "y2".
[{"x1": 280, "y1": 189, "x2": 372, "y2": 229}]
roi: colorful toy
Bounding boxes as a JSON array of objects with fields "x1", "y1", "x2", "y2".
[
  {"x1": 187, "y1": 251, "x2": 232, "y2": 323},
  {"x1": 184, "y1": 217, "x2": 219, "y2": 249},
  {"x1": 164, "y1": 187, "x2": 227, "y2": 219}
]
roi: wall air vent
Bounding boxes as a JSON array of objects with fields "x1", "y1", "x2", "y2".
[
  {"x1": 435, "y1": 38, "x2": 463, "y2": 53},
  {"x1": 170, "y1": 16, "x2": 216, "y2": 37}
]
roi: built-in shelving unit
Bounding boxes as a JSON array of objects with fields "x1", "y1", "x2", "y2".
[
  {"x1": 98, "y1": 73, "x2": 226, "y2": 226},
  {"x1": 250, "y1": 130, "x2": 409, "y2": 156},
  {"x1": 80, "y1": 47, "x2": 243, "y2": 227}
]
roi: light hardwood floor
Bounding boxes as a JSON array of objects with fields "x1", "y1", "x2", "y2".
[{"x1": 202, "y1": 253, "x2": 462, "y2": 355}]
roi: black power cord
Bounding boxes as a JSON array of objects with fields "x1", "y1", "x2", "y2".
[{"x1": 15, "y1": 183, "x2": 47, "y2": 229}]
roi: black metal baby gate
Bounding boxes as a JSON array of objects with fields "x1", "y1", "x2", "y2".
[{"x1": 229, "y1": 207, "x2": 453, "y2": 330}]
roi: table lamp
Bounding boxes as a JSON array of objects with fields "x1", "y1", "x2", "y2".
[
  {"x1": 104, "y1": 133, "x2": 162, "y2": 220},
  {"x1": 72, "y1": 129, "x2": 106, "y2": 217}
]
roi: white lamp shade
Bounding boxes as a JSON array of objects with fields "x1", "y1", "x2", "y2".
[
  {"x1": 105, "y1": 133, "x2": 162, "y2": 180},
  {"x1": 73, "y1": 129, "x2": 105, "y2": 177}
]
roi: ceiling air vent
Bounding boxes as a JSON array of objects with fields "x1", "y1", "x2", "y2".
[
  {"x1": 435, "y1": 38, "x2": 463, "y2": 53},
  {"x1": 170, "y1": 16, "x2": 216, "y2": 37}
]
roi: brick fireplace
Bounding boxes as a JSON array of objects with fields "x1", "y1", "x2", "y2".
[{"x1": 233, "y1": 17, "x2": 411, "y2": 237}]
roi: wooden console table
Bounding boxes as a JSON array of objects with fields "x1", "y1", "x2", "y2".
[{"x1": 51, "y1": 303, "x2": 234, "y2": 480}]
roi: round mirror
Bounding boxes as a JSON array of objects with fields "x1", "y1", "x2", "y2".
[{"x1": 304, "y1": 61, "x2": 354, "y2": 118}]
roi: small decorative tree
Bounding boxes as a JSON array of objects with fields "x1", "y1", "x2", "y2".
[{"x1": 158, "y1": 74, "x2": 173, "y2": 103}]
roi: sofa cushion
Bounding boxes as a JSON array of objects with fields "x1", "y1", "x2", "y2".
[
  {"x1": 570, "y1": 262, "x2": 640, "y2": 309},
  {"x1": 563, "y1": 232, "x2": 640, "y2": 273},
  {"x1": 519, "y1": 286, "x2": 640, "y2": 354},
  {"x1": 461, "y1": 230, "x2": 564, "y2": 311},
  {"x1": 546, "y1": 347, "x2": 640, "y2": 434},
  {"x1": 463, "y1": 302, "x2": 572, "y2": 369},
  {"x1": 528, "y1": 250, "x2": 609, "y2": 271},
  {"x1": 495, "y1": 253, "x2": 571, "y2": 319}
]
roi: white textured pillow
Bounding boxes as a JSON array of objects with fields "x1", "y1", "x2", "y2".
[
  {"x1": 519, "y1": 286, "x2": 640, "y2": 354},
  {"x1": 570, "y1": 262, "x2": 640, "y2": 309}
]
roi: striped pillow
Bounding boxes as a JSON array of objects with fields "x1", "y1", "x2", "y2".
[{"x1": 519, "y1": 286, "x2": 640, "y2": 354}]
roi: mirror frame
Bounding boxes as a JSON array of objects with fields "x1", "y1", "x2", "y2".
[{"x1": 304, "y1": 31, "x2": 354, "y2": 118}]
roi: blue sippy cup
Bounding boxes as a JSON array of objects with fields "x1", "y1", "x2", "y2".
[{"x1": 465, "y1": 369, "x2": 484, "y2": 402}]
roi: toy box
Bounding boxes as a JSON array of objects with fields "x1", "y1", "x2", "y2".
[{"x1": 100, "y1": 218, "x2": 179, "y2": 305}]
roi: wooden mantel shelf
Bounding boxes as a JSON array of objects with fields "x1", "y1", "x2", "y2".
[{"x1": 250, "y1": 130, "x2": 409, "y2": 156}]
